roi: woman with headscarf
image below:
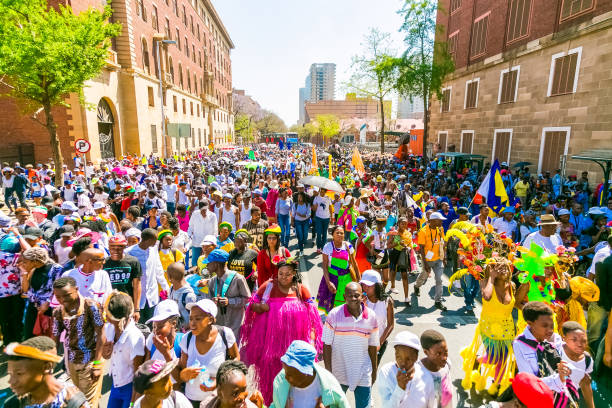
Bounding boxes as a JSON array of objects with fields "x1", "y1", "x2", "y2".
[
  {"x1": 240, "y1": 256, "x2": 322, "y2": 405},
  {"x1": 217, "y1": 222, "x2": 235, "y2": 253},
  {"x1": 158, "y1": 229, "x2": 185, "y2": 282},
  {"x1": 19, "y1": 247, "x2": 63, "y2": 339},
  {"x1": 228, "y1": 230, "x2": 259, "y2": 292},
  {"x1": 256, "y1": 225, "x2": 290, "y2": 286},
  {"x1": 4, "y1": 336, "x2": 89, "y2": 407}
]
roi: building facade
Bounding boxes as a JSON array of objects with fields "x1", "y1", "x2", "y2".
[
  {"x1": 305, "y1": 94, "x2": 391, "y2": 123},
  {"x1": 397, "y1": 95, "x2": 424, "y2": 120},
  {"x1": 430, "y1": 0, "x2": 612, "y2": 179},
  {"x1": 298, "y1": 87, "x2": 309, "y2": 124},
  {"x1": 309, "y1": 63, "x2": 336, "y2": 101},
  {"x1": 0, "y1": 0, "x2": 234, "y2": 165}
]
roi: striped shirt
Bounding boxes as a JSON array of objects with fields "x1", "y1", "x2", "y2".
[{"x1": 322, "y1": 304, "x2": 379, "y2": 390}]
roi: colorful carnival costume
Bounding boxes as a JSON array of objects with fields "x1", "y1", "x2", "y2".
[
  {"x1": 316, "y1": 240, "x2": 355, "y2": 314},
  {"x1": 240, "y1": 280, "x2": 323, "y2": 405},
  {"x1": 349, "y1": 219, "x2": 372, "y2": 275}
]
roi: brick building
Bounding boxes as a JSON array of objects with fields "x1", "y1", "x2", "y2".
[
  {"x1": 430, "y1": 0, "x2": 612, "y2": 180},
  {"x1": 0, "y1": 0, "x2": 234, "y2": 165},
  {"x1": 304, "y1": 94, "x2": 392, "y2": 123}
]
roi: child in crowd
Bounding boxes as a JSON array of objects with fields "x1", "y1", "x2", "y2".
[
  {"x1": 418, "y1": 329, "x2": 453, "y2": 408},
  {"x1": 559, "y1": 321, "x2": 595, "y2": 408},
  {"x1": 167, "y1": 262, "x2": 196, "y2": 331},
  {"x1": 103, "y1": 291, "x2": 145, "y2": 408},
  {"x1": 514, "y1": 301, "x2": 579, "y2": 408}
]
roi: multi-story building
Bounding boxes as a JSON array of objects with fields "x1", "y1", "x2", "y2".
[
  {"x1": 0, "y1": 0, "x2": 234, "y2": 165},
  {"x1": 397, "y1": 95, "x2": 424, "y2": 120},
  {"x1": 309, "y1": 63, "x2": 336, "y2": 101},
  {"x1": 305, "y1": 94, "x2": 391, "y2": 123},
  {"x1": 430, "y1": 0, "x2": 612, "y2": 179},
  {"x1": 298, "y1": 87, "x2": 309, "y2": 124}
]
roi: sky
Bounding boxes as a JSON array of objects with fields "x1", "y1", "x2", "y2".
[{"x1": 214, "y1": 0, "x2": 406, "y2": 126}]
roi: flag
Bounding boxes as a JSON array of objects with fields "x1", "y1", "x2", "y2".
[
  {"x1": 473, "y1": 160, "x2": 510, "y2": 215},
  {"x1": 351, "y1": 147, "x2": 366, "y2": 177},
  {"x1": 279, "y1": 140, "x2": 284, "y2": 150},
  {"x1": 208, "y1": 142, "x2": 214, "y2": 151},
  {"x1": 248, "y1": 150, "x2": 256, "y2": 160},
  {"x1": 328, "y1": 155, "x2": 333, "y2": 180},
  {"x1": 141, "y1": 156, "x2": 147, "y2": 165},
  {"x1": 309, "y1": 145, "x2": 319, "y2": 175}
]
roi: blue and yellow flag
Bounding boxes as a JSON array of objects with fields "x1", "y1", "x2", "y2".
[{"x1": 473, "y1": 160, "x2": 509, "y2": 215}]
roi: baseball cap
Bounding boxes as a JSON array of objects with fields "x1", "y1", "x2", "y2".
[
  {"x1": 391, "y1": 331, "x2": 421, "y2": 351},
  {"x1": 512, "y1": 372, "x2": 554, "y2": 408},
  {"x1": 502, "y1": 207, "x2": 516, "y2": 214},
  {"x1": 280, "y1": 340, "x2": 317, "y2": 376},
  {"x1": 59, "y1": 225, "x2": 75, "y2": 237},
  {"x1": 359, "y1": 270, "x2": 382, "y2": 287},
  {"x1": 200, "y1": 234, "x2": 217, "y2": 247},
  {"x1": 202, "y1": 249, "x2": 229, "y2": 263},
  {"x1": 146, "y1": 299, "x2": 180, "y2": 324},
  {"x1": 429, "y1": 212, "x2": 447, "y2": 220},
  {"x1": 23, "y1": 227, "x2": 43, "y2": 241},
  {"x1": 558, "y1": 209, "x2": 570, "y2": 216},
  {"x1": 253, "y1": 189, "x2": 263, "y2": 196},
  {"x1": 185, "y1": 299, "x2": 218, "y2": 318},
  {"x1": 133, "y1": 359, "x2": 180, "y2": 394}
]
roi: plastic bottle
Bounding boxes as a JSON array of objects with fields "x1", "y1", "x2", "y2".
[{"x1": 188, "y1": 363, "x2": 215, "y2": 387}]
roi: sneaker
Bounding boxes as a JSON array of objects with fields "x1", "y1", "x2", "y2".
[
  {"x1": 404, "y1": 298, "x2": 411, "y2": 306},
  {"x1": 465, "y1": 304, "x2": 474, "y2": 312},
  {"x1": 414, "y1": 287, "x2": 420, "y2": 296},
  {"x1": 435, "y1": 301, "x2": 447, "y2": 311},
  {"x1": 390, "y1": 288, "x2": 398, "y2": 294}
]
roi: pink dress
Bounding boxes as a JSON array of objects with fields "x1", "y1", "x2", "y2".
[{"x1": 177, "y1": 212, "x2": 190, "y2": 231}]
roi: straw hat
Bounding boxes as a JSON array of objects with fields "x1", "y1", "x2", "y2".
[{"x1": 538, "y1": 214, "x2": 559, "y2": 226}]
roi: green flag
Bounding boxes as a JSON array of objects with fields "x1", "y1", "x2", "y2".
[{"x1": 248, "y1": 150, "x2": 256, "y2": 160}]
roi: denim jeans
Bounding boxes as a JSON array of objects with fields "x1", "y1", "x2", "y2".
[
  {"x1": 166, "y1": 202, "x2": 176, "y2": 215},
  {"x1": 4, "y1": 187, "x2": 16, "y2": 210},
  {"x1": 462, "y1": 273, "x2": 480, "y2": 307},
  {"x1": 314, "y1": 216, "x2": 330, "y2": 250},
  {"x1": 108, "y1": 382, "x2": 133, "y2": 408},
  {"x1": 295, "y1": 219, "x2": 309, "y2": 251},
  {"x1": 278, "y1": 213, "x2": 291, "y2": 248},
  {"x1": 341, "y1": 384, "x2": 371, "y2": 408},
  {"x1": 191, "y1": 246, "x2": 202, "y2": 269}
]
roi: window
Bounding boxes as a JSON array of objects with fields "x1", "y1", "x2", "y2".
[
  {"x1": 164, "y1": 18, "x2": 170, "y2": 39},
  {"x1": 192, "y1": 128, "x2": 195, "y2": 146},
  {"x1": 461, "y1": 131, "x2": 474, "y2": 153},
  {"x1": 176, "y1": 29, "x2": 181, "y2": 50},
  {"x1": 538, "y1": 127, "x2": 570, "y2": 174},
  {"x1": 507, "y1": 0, "x2": 531, "y2": 43},
  {"x1": 152, "y1": 6, "x2": 158, "y2": 30},
  {"x1": 173, "y1": 95, "x2": 177, "y2": 112},
  {"x1": 448, "y1": 31, "x2": 459, "y2": 61},
  {"x1": 560, "y1": 0, "x2": 595, "y2": 21},
  {"x1": 173, "y1": 0, "x2": 178, "y2": 16},
  {"x1": 182, "y1": 99, "x2": 186, "y2": 114},
  {"x1": 464, "y1": 78, "x2": 479, "y2": 109},
  {"x1": 141, "y1": 39, "x2": 150, "y2": 74},
  {"x1": 147, "y1": 86, "x2": 155, "y2": 106},
  {"x1": 197, "y1": 104, "x2": 200, "y2": 116},
  {"x1": 192, "y1": 45, "x2": 196, "y2": 63},
  {"x1": 547, "y1": 47, "x2": 582, "y2": 96},
  {"x1": 193, "y1": 73, "x2": 197, "y2": 94},
  {"x1": 190, "y1": 16, "x2": 194, "y2": 34},
  {"x1": 190, "y1": 102, "x2": 193, "y2": 115},
  {"x1": 492, "y1": 129, "x2": 513, "y2": 164},
  {"x1": 450, "y1": 0, "x2": 462, "y2": 14},
  {"x1": 470, "y1": 12, "x2": 490, "y2": 58},
  {"x1": 440, "y1": 87, "x2": 451, "y2": 112},
  {"x1": 151, "y1": 125, "x2": 158, "y2": 153},
  {"x1": 187, "y1": 69, "x2": 191, "y2": 92},
  {"x1": 198, "y1": 51, "x2": 202, "y2": 67},
  {"x1": 198, "y1": 128, "x2": 202, "y2": 146},
  {"x1": 185, "y1": 37, "x2": 189, "y2": 57},
  {"x1": 136, "y1": 0, "x2": 146, "y2": 19},
  {"x1": 178, "y1": 63, "x2": 183, "y2": 88},
  {"x1": 182, "y1": 5, "x2": 187, "y2": 26},
  {"x1": 168, "y1": 56, "x2": 174, "y2": 83},
  {"x1": 498, "y1": 66, "x2": 520, "y2": 104},
  {"x1": 197, "y1": 24, "x2": 200, "y2": 40}
]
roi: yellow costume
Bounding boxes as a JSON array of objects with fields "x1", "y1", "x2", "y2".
[{"x1": 461, "y1": 291, "x2": 516, "y2": 396}]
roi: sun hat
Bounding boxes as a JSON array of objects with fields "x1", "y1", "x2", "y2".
[
  {"x1": 67, "y1": 228, "x2": 101, "y2": 246},
  {"x1": 391, "y1": 331, "x2": 421, "y2": 351},
  {"x1": 538, "y1": 214, "x2": 559, "y2": 226},
  {"x1": 133, "y1": 359, "x2": 180, "y2": 394},
  {"x1": 356, "y1": 216, "x2": 367, "y2": 224},
  {"x1": 429, "y1": 212, "x2": 447, "y2": 221},
  {"x1": 4, "y1": 340, "x2": 63, "y2": 363},
  {"x1": 359, "y1": 270, "x2": 382, "y2": 286},
  {"x1": 343, "y1": 195, "x2": 353, "y2": 206},
  {"x1": 186, "y1": 298, "x2": 218, "y2": 317},
  {"x1": 15, "y1": 207, "x2": 30, "y2": 215},
  {"x1": 280, "y1": 340, "x2": 317, "y2": 376},
  {"x1": 588, "y1": 207, "x2": 605, "y2": 216},
  {"x1": 146, "y1": 299, "x2": 180, "y2": 324},
  {"x1": 511, "y1": 372, "x2": 554, "y2": 408}
]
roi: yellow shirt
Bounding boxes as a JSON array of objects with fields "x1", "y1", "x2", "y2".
[
  {"x1": 159, "y1": 248, "x2": 185, "y2": 287},
  {"x1": 417, "y1": 225, "x2": 443, "y2": 262},
  {"x1": 514, "y1": 180, "x2": 529, "y2": 197}
]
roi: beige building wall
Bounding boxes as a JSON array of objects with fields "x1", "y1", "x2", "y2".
[{"x1": 430, "y1": 11, "x2": 612, "y2": 182}]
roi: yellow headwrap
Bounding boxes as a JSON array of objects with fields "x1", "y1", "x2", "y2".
[{"x1": 565, "y1": 276, "x2": 600, "y2": 329}]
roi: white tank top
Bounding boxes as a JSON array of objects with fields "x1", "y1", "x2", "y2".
[
  {"x1": 366, "y1": 298, "x2": 388, "y2": 341},
  {"x1": 221, "y1": 205, "x2": 237, "y2": 230},
  {"x1": 240, "y1": 203, "x2": 252, "y2": 228}
]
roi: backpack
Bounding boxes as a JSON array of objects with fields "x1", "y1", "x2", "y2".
[
  {"x1": 185, "y1": 325, "x2": 231, "y2": 360},
  {"x1": 150, "y1": 332, "x2": 184, "y2": 358}
]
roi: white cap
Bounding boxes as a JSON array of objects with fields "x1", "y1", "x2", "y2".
[
  {"x1": 186, "y1": 299, "x2": 218, "y2": 318},
  {"x1": 125, "y1": 228, "x2": 141, "y2": 239},
  {"x1": 359, "y1": 269, "x2": 382, "y2": 286},
  {"x1": 146, "y1": 299, "x2": 180, "y2": 324},
  {"x1": 60, "y1": 201, "x2": 78, "y2": 212},
  {"x1": 136, "y1": 185, "x2": 146, "y2": 193},
  {"x1": 588, "y1": 207, "x2": 605, "y2": 215},
  {"x1": 93, "y1": 202, "x2": 105, "y2": 210},
  {"x1": 430, "y1": 212, "x2": 447, "y2": 220},
  {"x1": 558, "y1": 209, "x2": 570, "y2": 216},
  {"x1": 201, "y1": 234, "x2": 217, "y2": 246},
  {"x1": 343, "y1": 195, "x2": 353, "y2": 206},
  {"x1": 391, "y1": 331, "x2": 421, "y2": 351}
]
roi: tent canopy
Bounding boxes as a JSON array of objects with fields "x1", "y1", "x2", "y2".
[{"x1": 571, "y1": 149, "x2": 612, "y2": 204}]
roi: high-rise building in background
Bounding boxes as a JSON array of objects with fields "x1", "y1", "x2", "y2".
[
  {"x1": 298, "y1": 87, "x2": 308, "y2": 124},
  {"x1": 397, "y1": 95, "x2": 424, "y2": 120},
  {"x1": 309, "y1": 63, "x2": 336, "y2": 101}
]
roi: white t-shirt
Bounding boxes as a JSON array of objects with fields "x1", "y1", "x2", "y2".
[
  {"x1": 288, "y1": 373, "x2": 323, "y2": 408},
  {"x1": 54, "y1": 239, "x2": 72, "y2": 266},
  {"x1": 313, "y1": 195, "x2": 332, "y2": 219},
  {"x1": 145, "y1": 333, "x2": 180, "y2": 383},
  {"x1": 93, "y1": 192, "x2": 109, "y2": 204},
  {"x1": 366, "y1": 298, "x2": 389, "y2": 341},
  {"x1": 559, "y1": 345, "x2": 593, "y2": 387},
  {"x1": 522, "y1": 231, "x2": 564, "y2": 254},
  {"x1": 133, "y1": 391, "x2": 192, "y2": 408},
  {"x1": 180, "y1": 327, "x2": 236, "y2": 401}
]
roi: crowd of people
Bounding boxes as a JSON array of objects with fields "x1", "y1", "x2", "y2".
[{"x1": 0, "y1": 143, "x2": 611, "y2": 408}]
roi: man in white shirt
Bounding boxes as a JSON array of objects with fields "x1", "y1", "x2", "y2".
[
  {"x1": 312, "y1": 187, "x2": 334, "y2": 253},
  {"x1": 126, "y1": 228, "x2": 170, "y2": 323},
  {"x1": 187, "y1": 200, "x2": 218, "y2": 267},
  {"x1": 587, "y1": 235, "x2": 612, "y2": 279},
  {"x1": 522, "y1": 214, "x2": 564, "y2": 254},
  {"x1": 163, "y1": 177, "x2": 178, "y2": 215},
  {"x1": 63, "y1": 248, "x2": 113, "y2": 306},
  {"x1": 492, "y1": 207, "x2": 518, "y2": 242},
  {"x1": 378, "y1": 331, "x2": 435, "y2": 408}
]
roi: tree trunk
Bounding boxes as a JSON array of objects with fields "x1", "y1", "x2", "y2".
[
  {"x1": 379, "y1": 95, "x2": 385, "y2": 153},
  {"x1": 43, "y1": 101, "x2": 65, "y2": 187}
]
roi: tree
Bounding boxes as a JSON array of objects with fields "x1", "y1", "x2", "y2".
[
  {"x1": 384, "y1": 0, "x2": 454, "y2": 163},
  {"x1": 254, "y1": 110, "x2": 287, "y2": 137},
  {"x1": 289, "y1": 123, "x2": 317, "y2": 142},
  {"x1": 234, "y1": 113, "x2": 253, "y2": 143},
  {"x1": 315, "y1": 114, "x2": 340, "y2": 145},
  {"x1": 0, "y1": 0, "x2": 121, "y2": 186},
  {"x1": 345, "y1": 28, "x2": 398, "y2": 153}
]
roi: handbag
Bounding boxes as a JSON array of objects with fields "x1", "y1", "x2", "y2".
[
  {"x1": 33, "y1": 312, "x2": 53, "y2": 337},
  {"x1": 397, "y1": 249, "x2": 410, "y2": 269}
]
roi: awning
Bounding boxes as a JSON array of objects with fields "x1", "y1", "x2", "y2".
[{"x1": 571, "y1": 149, "x2": 612, "y2": 205}]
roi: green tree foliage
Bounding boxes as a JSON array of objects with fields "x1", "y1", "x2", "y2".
[
  {"x1": 289, "y1": 123, "x2": 317, "y2": 142},
  {"x1": 382, "y1": 0, "x2": 454, "y2": 162},
  {"x1": 315, "y1": 114, "x2": 340, "y2": 144},
  {"x1": 234, "y1": 113, "x2": 254, "y2": 142},
  {"x1": 0, "y1": 0, "x2": 121, "y2": 185},
  {"x1": 254, "y1": 110, "x2": 287, "y2": 137},
  {"x1": 345, "y1": 28, "x2": 398, "y2": 153}
]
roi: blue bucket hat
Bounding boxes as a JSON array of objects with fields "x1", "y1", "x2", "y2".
[
  {"x1": 502, "y1": 206, "x2": 516, "y2": 214},
  {"x1": 356, "y1": 216, "x2": 367, "y2": 224},
  {"x1": 280, "y1": 340, "x2": 316, "y2": 376},
  {"x1": 204, "y1": 249, "x2": 229, "y2": 264}
]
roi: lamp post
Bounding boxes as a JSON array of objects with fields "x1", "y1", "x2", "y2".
[{"x1": 153, "y1": 35, "x2": 176, "y2": 158}]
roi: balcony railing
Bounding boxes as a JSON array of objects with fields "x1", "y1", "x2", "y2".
[
  {"x1": 201, "y1": 93, "x2": 219, "y2": 107},
  {"x1": 105, "y1": 49, "x2": 120, "y2": 70}
]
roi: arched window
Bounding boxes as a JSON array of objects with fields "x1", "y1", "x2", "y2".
[
  {"x1": 178, "y1": 63, "x2": 183, "y2": 89},
  {"x1": 141, "y1": 38, "x2": 150, "y2": 74}
]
